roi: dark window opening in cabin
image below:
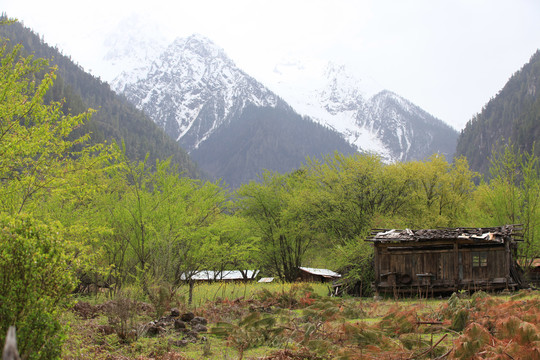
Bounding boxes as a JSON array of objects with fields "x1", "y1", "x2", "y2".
[{"x1": 472, "y1": 252, "x2": 488, "y2": 267}]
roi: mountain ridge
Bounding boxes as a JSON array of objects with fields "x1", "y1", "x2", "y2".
[
  {"x1": 456, "y1": 49, "x2": 540, "y2": 175},
  {"x1": 110, "y1": 33, "x2": 458, "y2": 165},
  {"x1": 114, "y1": 34, "x2": 359, "y2": 186},
  {"x1": 263, "y1": 59, "x2": 458, "y2": 162},
  {"x1": 0, "y1": 17, "x2": 200, "y2": 177}
]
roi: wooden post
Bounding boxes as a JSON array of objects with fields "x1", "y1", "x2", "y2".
[
  {"x1": 373, "y1": 244, "x2": 380, "y2": 297},
  {"x1": 453, "y1": 242, "x2": 459, "y2": 290},
  {"x1": 505, "y1": 239, "x2": 511, "y2": 287}
]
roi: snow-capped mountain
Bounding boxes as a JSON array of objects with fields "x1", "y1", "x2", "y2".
[
  {"x1": 110, "y1": 34, "x2": 357, "y2": 186},
  {"x1": 264, "y1": 60, "x2": 458, "y2": 162},
  {"x1": 114, "y1": 34, "x2": 283, "y2": 152},
  {"x1": 107, "y1": 33, "x2": 457, "y2": 185},
  {"x1": 102, "y1": 14, "x2": 169, "y2": 87}
]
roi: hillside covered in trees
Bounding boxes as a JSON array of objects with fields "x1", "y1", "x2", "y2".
[
  {"x1": 190, "y1": 105, "x2": 358, "y2": 187},
  {"x1": 0, "y1": 16, "x2": 200, "y2": 177},
  {"x1": 456, "y1": 50, "x2": 540, "y2": 175}
]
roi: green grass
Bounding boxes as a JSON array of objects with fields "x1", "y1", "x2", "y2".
[{"x1": 174, "y1": 281, "x2": 330, "y2": 308}]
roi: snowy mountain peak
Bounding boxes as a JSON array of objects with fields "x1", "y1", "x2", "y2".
[
  {"x1": 115, "y1": 34, "x2": 280, "y2": 152},
  {"x1": 103, "y1": 14, "x2": 168, "y2": 86},
  {"x1": 174, "y1": 34, "x2": 228, "y2": 59},
  {"x1": 264, "y1": 58, "x2": 456, "y2": 162},
  {"x1": 107, "y1": 30, "x2": 457, "y2": 166},
  {"x1": 320, "y1": 62, "x2": 365, "y2": 114}
]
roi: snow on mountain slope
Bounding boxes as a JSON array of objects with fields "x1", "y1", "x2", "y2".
[
  {"x1": 263, "y1": 59, "x2": 456, "y2": 162},
  {"x1": 115, "y1": 34, "x2": 281, "y2": 152},
  {"x1": 107, "y1": 32, "x2": 457, "y2": 163},
  {"x1": 103, "y1": 15, "x2": 169, "y2": 90}
]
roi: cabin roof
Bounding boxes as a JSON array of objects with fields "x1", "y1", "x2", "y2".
[
  {"x1": 299, "y1": 267, "x2": 341, "y2": 278},
  {"x1": 367, "y1": 225, "x2": 523, "y2": 244}
]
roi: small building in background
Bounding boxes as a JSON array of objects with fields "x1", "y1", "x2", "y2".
[
  {"x1": 258, "y1": 277, "x2": 275, "y2": 283},
  {"x1": 297, "y1": 267, "x2": 341, "y2": 283},
  {"x1": 181, "y1": 270, "x2": 259, "y2": 282},
  {"x1": 368, "y1": 225, "x2": 525, "y2": 296}
]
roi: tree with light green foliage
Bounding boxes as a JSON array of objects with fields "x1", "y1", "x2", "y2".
[
  {"x1": 471, "y1": 144, "x2": 540, "y2": 267},
  {"x1": 302, "y1": 153, "x2": 412, "y2": 295},
  {"x1": 0, "y1": 33, "x2": 111, "y2": 215},
  {"x1": 0, "y1": 21, "x2": 114, "y2": 357},
  {"x1": 0, "y1": 213, "x2": 76, "y2": 360},
  {"x1": 238, "y1": 170, "x2": 322, "y2": 282},
  {"x1": 304, "y1": 153, "x2": 411, "y2": 240},
  {"x1": 399, "y1": 154, "x2": 477, "y2": 228},
  {"x1": 99, "y1": 152, "x2": 233, "y2": 304}
]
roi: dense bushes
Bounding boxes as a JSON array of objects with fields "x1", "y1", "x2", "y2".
[{"x1": 0, "y1": 213, "x2": 76, "y2": 360}]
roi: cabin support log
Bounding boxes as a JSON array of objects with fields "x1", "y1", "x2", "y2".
[
  {"x1": 373, "y1": 245, "x2": 380, "y2": 297},
  {"x1": 505, "y1": 239, "x2": 511, "y2": 288},
  {"x1": 453, "y1": 242, "x2": 459, "y2": 290}
]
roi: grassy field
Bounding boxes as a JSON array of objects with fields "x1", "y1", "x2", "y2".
[{"x1": 63, "y1": 283, "x2": 540, "y2": 359}]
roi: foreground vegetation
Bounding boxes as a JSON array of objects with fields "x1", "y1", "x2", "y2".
[
  {"x1": 62, "y1": 284, "x2": 540, "y2": 359},
  {"x1": 1, "y1": 18, "x2": 540, "y2": 359}
]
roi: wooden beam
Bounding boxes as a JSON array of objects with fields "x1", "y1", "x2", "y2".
[
  {"x1": 505, "y1": 239, "x2": 511, "y2": 287},
  {"x1": 453, "y1": 242, "x2": 459, "y2": 288}
]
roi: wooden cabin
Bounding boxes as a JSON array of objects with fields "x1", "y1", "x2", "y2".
[{"x1": 367, "y1": 225, "x2": 524, "y2": 296}]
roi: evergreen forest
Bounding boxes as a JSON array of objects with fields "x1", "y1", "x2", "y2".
[{"x1": 456, "y1": 50, "x2": 540, "y2": 175}]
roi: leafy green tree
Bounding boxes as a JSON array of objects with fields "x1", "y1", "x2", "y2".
[
  {"x1": 0, "y1": 38, "x2": 99, "y2": 214},
  {"x1": 0, "y1": 213, "x2": 76, "y2": 360},
  {"x1": 302, "y1": 153, "x2": 411, "y2": 294},
  {"x1": 100, "y1": 152, "x2": 231, "y2": 304},
  {"x1": 238, "y1": 170, "x2": 319, "y2": 281},
  {"x1": 304, "y1": 153, "x2": 411, "y2": 240},
  {"x1": 167, "y1": 178, "x2": 230, "y2": 304},
  {"x1": 0, "y1": 24, "x2": 111, "y2": 357},
  {"x1": 398, "y1": 154, "x2": 477, "y2": 228},
  {"x1": 471, "y1": 144, "x2": 540, "y2": 265},
  {"x1": 204, "y1": 214, "x2": 259, "y2": 279}
]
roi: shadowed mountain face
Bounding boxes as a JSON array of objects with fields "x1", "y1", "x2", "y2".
[{"x1": 456, "y1": 50, "x2": 540, "y2": 175}]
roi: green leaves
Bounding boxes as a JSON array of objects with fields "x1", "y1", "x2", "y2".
[
  {"x1": 471, "y1": 143, "x2": 540, "y2": 264},
  {"x1": 238, "y1": 170, "x2": 317, "y2": 281},
  {"x1": 0, "y1": 213, "x2": 76, "y2": 360},
  {"x1": 0, "y1": 39, "x2": 110, "y2": 215}
]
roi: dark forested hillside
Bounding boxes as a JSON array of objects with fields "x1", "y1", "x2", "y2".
[
  {"x1": 190, "y1": 105, "x2": 358, "y2": 187},
  {"x1": 456, "y1": 50, "x2": 540, "y2": 175},
  {"x1": 0, "y1": 17, "x2": 200, "y2": 177}
]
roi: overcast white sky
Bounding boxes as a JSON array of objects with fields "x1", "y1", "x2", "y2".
[{"x1": 3, "y1": 0, "x2": 540, "y2": 130}]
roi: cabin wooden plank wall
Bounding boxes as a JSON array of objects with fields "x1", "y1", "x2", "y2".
[{"x1": 369, "y1": 226, "x2": 523, "y2": 295}]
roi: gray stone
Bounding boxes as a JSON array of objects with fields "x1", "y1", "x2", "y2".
[
  {"x1": 190, "y1": 316, "x2": 208, "y2": 325},
  {"x1": 174, "y1": 319, "x2": 186, "y2": 329},
  {"x1": 181, "y1": 312, "x2": 195, "y2": 322},
  {"x1": 192, "y1": 323, "x2": 207, "y2": 333}
]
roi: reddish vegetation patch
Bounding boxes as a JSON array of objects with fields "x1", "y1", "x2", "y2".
[
  {"x1": 449, "y1": 295, "x2": 540, "y2": 359},
  {"x1": 65, "y1": 290, "x2": 540, "y2": 359}
]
